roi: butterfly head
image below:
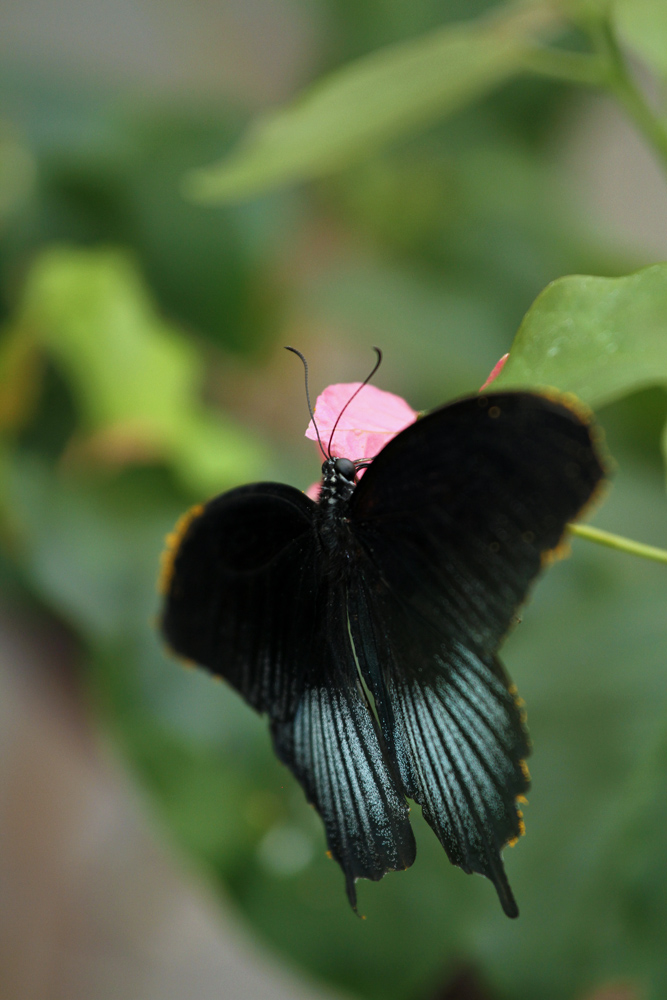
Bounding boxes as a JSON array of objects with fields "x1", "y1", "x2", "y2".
[
  {"x1": 318, "y1": 456, "x2": 360, "y2": 511},
  {"x1": 326, "y1": 457, "x2": 356, "y2": 482}
]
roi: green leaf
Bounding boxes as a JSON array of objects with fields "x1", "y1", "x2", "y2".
[
  {"x1": 614, "y1": 0, "x2": 667, "y2": 80},
  {"x1": 492, "y1": 262, "x2": 667, "y2": 408},
  {"x1": 6, "y1": 454, "x2": 177, "y2": 638},
  {"x1": 0, "y1": 123, "x2": 36, "y2": 218},
  {"x1": 13, "y1": 246, "x2": 267, "y2": 495},
  {"x1": 0, "y1": 325, "x2": 42, "y2": 433},
  {"x1": 185, "y1": 3, "x2": 560, "y2": 204}
]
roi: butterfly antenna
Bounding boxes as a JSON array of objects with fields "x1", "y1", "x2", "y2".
[
  {"x1": 285, "y1": 346, "x2": 327, "y2": 458},
  {"x1": 327, "y1": 347, "x2": 382, "y2": 457}
]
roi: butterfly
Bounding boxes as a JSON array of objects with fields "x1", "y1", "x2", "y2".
[{"x1": 160, "y1": 350, "x2": 605, "y2": 918}]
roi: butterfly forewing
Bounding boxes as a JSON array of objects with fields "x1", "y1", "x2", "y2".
[
  {"x1": 350, "y1": 393, "x2": 604, "y2": 653},
  {"x1": 163, "y1": 483, "x2": 317, "y2": 719}
]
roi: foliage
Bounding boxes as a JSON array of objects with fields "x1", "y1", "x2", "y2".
[{"x1": 2, "y1": 0, "x2": 667, "y2": 998}]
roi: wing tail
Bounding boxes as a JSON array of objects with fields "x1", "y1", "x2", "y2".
[{"x1": 389, "y1": 656, "x2": 528, "y2": 917}]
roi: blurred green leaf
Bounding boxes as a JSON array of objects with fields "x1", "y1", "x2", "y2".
[
  {"x1": 123, "y1": 112, "x2": 294, "y2": 353},
  {"x1": 493, "y1": 263, "x2": 667, "y2": 407},
  {"x1": 7, "y1": 454, "x2": 178, "y2": 638},
  {"x1": 0, "y1": 325, "x2": 42, "y2": 433},
  {"x1": 314, "y1": 140, "x2": 631, "y2": 369},
  {"x1": 297, "y1": 256, "x2": 509, "y2": 405},
  {"x1": 324, "y1": 0, "x2": 500, "y2": 64},
  {"x1": 614, "y1": 0, "x2": 667, "y2": 79},
  {"x1": 0, "y1": 122, "x2": 36, "y2": 219},
  {"x1": 12, "y1": 246, "x2": 267, "y2": 494},
  {"x1": 0, "y1": 94, "x2": 290, "y2": 353},
  {"x1": 185, "y1": 3, "x2": 560, "y2": 203}
]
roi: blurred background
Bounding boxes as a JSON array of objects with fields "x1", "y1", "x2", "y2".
[{"x1": 2, "y1": 1, "x2": 667, "y2": 998}]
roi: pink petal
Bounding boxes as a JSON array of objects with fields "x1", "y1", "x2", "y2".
[
  {"x1": 479, "y1": 353, "x2": 509, "y2": 392},
  {"x1": 305, "y1": 382, "x2": 418, "y2": 462},
  {"x1": 306, "y1": 481, "x2": 321, "y2": 501}
]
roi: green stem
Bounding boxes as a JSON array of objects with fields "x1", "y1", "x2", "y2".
[
  {"x1": 593, "y1": 17, "x2": 667, "y2": 178},
  {"x1": 570, "y1": 523, "x2": 667, "y2": 565},
  {"x1": 522, "y1": 14, "x2": 667, "y2": 178}
]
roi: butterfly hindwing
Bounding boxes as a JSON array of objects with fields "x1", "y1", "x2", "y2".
[
  {"x1": 270, "y1": 612, "x2": 417, "y2": 908},
  {"x1": 161, "y1": 482, "x2": 415, "y2": 904}
]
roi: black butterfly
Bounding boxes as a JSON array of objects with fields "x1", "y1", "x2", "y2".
[{"x1": 160, "y1": 361, "x2": 604, "y2": 918}]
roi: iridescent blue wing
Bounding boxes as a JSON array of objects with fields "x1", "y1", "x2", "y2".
[{"x1": 346, "y1": 391, "x2": 605, "y2": 916}]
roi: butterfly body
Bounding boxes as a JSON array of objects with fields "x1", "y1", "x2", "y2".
[
  {"x1": 315, "y1": 458, "x2": 357, "y2": 557},
  {"x1": 161, "y1": 390, "x2": 605, "y2": 917}
]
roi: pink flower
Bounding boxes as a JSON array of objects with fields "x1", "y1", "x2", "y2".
[
  {"x1": 305, "y1": 383, "x2": 417, "y2": 499},
  {"x1": 306, "y1": 382, "x2": 418, "y2": 459},
  {"x1": 479, "y1": 353, "x2": 509, "y2": 392},
  {"x1": 305, "y1": 357, "x2": 509, "y2": 499}
]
